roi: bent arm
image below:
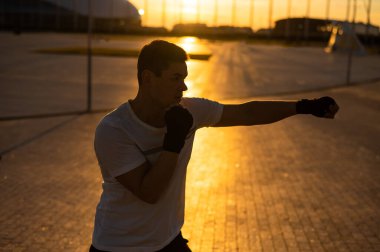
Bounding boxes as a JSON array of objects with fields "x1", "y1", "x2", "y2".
[
  {"x1": 115, "y1": 106, "x2": 193, "y2": 204},
  {"x1": 116, "y1": 151, "x2": 179, "y2": 204},
  {"x1": 214, "y1": 100, "x2": 297, "y2": 127}
]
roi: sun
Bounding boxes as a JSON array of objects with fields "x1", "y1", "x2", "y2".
[{"x1": 182, "y1": 0, "x2": 197, "y2": 15}]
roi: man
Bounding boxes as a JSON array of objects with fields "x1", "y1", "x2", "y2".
[{"x1": 90, "y1": 40, "x2": 339, "y2": 252}]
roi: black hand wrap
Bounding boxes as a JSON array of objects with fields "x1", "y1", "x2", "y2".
[
  {"x1": 296, "y1": 96, "x2": 337, "y2": 117},
  {"x1": 163, "y1": 106, "x2": 193, "y2": 153}
]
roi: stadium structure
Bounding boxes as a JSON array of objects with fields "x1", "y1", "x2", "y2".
[{"x1": 0, "y1": 0, "x2": 141, "y2": 33}]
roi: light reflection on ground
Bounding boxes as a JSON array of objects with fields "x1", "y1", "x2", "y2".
[{"x1": 175, "y1": 36, "x2": 212, "y2": 57}]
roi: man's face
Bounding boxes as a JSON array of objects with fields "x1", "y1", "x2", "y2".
[{"x1": 149, "y1": 61, "x2": 188, "y2": 109}]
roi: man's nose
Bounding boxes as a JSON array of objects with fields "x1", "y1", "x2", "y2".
[{"x1": 181, "y1": 82, "x2": 188, "y2": 91}]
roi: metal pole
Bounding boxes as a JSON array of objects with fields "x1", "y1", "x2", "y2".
[
  {"x1": 144, "y1": 0, "x2": 148, "y2": 26},
  {"x1": 304, "y1": 0, "x2": 311, "y2": 41},
  {"x1": 179, "y1": 0, "x2": 183, "y2": 24},
  {"x1": 346, "y1": 0, "x2": 351, "y2": 21},
  {"x1": 365, "y1": 0, "x2": 371, "y2": 40},
  {"x1": 214, "y1": 0, "x2": 218, "y2": 26},
  {"x1": 325, "y1": 0, "x2": 331, "y2": 40},
  {"x1": 346, "y1": 0, "x2": 356, "y2": 85},
  {"x1": 162, "y1": 0, "x2": 166, "y2": 28},
  {"x1": 39, "y1": 0, "x2": 43, "y2": 29},
  {"x1": 87, "y1": 0, "x2": 93, "y2": 112},
  {"x1": 286, "y1": 0, "x2": 291, "y2": 39},
  {"x1": 325, "y1": 0, "x2": 330, "y2": 20},
  {"x1": 56, "y1": 0, "x2": 59, "y2": 30},
  {"x1": 110, "y1": 0, "x2": 113, "y2": 33},
  {"x1": 232, "y1": 0, "x2": 236, "y2": 27},
  {"x1": 197, "y1": 0, "x2": 200, "y2": 24},
  {"x1": 73, "y1": 0, "x2": 78, "y2": 31},
  {"x1": 249, "y1": 0, "x2": 254, "y2": 29},
  {"x1": 268, "y1": 0, "x2": 273, "y2": 36}
]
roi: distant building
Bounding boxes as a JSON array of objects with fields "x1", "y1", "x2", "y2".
[
  {"x1": 273, "y1": 18, "x2": 330, "y2": 40},
  {"x1": 172, "y1": 23, "x2": 253, "y2": 37},
  {"x1": 273, "y1": 17, "x2": 380, "y2": 41},
  {"x1": 0, "y1": 0, "x2": 141, "y2": 33},
  {"x1": 172, "y1": 23, "x2": 209, "y2": 36}
]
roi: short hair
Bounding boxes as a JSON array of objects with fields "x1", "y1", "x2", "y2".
[{"x1": 137, "y1": 40, "x2": 188, "y2": 85}]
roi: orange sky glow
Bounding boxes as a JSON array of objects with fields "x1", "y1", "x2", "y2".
[{"x1": 130, "y1": 0, "x2": 380, "y2": 31}]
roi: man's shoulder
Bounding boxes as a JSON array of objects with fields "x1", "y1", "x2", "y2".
[
  {"x1": 181, "y1": 97, "x2": 222, "y2": 110},
  {"x1": 181, "y1": 97, "x2": 215, "y2": 106},
  {"x1": 96, "y1": 104, "x2": 129, "y2": 134},
  {"x1": 95, "y1": 105, "x2": 136, "y2": 144},
  {"x1": 98, "y1": 102, "x2": 132, "y2": 126}
]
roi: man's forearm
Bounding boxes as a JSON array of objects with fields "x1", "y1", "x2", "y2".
[
  {"x1": 139, "y1": 151, "x2": 179, "y2": 204},
  {"x1": 241, "y1": 100, "x2": 297, "y2": 125},
  {"x1": 137, "y1": 106, "x2": 193, "y2": 204},
  {"x1": 236, "y1": 101, "x2": 297, "y2": 126}
]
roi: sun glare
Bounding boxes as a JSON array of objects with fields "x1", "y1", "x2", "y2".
[
  {"x1": 183, "y1": 79, "x2": 198, "y2": 97},
  {"x1": 138, "y1": 9, "x2": 144, "y2": 16},
  {"x1": 182, "y1": 0, "x2": 197, "y2": 15},
  {"x1": 177, "y1": 36, "x2": 198, "y2": 53}
]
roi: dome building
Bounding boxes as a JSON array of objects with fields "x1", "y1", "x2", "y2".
[{"x1": 0, "y1": 0, "x2": 141, "y2": 33}]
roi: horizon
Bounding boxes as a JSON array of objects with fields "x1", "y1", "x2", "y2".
[{"x1": 130, "y1": 0, "x2": 380, "y2": 31}]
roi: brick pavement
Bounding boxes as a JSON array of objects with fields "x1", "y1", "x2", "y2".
[{"x1": 1, "y1": 81, "x2": 380, "y2": 251}]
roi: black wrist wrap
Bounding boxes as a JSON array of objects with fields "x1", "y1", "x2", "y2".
[
  {"x1": 163, "y1": 133, "x2": 186, "y2": 153},
  {"x1": 296, "y1": 99, "x2": 314, "y2": 114}
]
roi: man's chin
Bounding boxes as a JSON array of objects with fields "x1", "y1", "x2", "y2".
[
  {"x1": 176, "y1": 98, "x2": 183, "y2": 104},
  {"x1": 165, "y1": 99, "x2": 182, "y2": 109}
]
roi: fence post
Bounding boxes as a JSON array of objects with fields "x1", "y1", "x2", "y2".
[
  {"x1": 87, "y1": 0, "x2": 93, "y2": 112},
  {"x1": 346, "y1": 0, "x2": 356, "y2": 85}
]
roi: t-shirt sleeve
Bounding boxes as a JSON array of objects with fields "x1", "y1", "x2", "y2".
[
  {"x1": 182, "y1": 97, "x2": 224, "y2": 129},
  {"x1": 94, "y1": 121, "x2": 146, "y2": 178}
]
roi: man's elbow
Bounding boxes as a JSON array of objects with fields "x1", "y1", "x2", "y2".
[
  {"x1": 141, "y1": 195, "x2": 160, "y2": 204},
  {"x1": 138, "y1": 189, "x2": 162, "y2": 204}
]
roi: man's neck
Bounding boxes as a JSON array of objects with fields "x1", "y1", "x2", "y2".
[{"x1": 129, "y1": 96, "x2": 166, "y2": 128}]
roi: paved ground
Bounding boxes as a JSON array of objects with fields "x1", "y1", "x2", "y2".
[{"x1": 0, "y1": 33, "x2": 380, "y2": 251}]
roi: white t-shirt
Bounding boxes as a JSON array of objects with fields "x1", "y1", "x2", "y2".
[{"x1": 92, "y1": 97, "x2": 223, "y2": 252}]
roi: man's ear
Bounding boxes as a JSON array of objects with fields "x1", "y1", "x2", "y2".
[{"x1": 141, "y1": 69, "x2": 153, "y2": 85}]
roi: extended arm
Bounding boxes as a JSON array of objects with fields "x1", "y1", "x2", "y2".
[
  {"x1": 214, "y1": 97, "x2": 339, "y2": 127},
  {"x1": 214, "y1": 100, "x2": 297, "y2": 127}
]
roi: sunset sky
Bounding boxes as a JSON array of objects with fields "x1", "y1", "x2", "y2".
[{"x1": 129, "y1": 0, "x2": 380, "y2": 31}]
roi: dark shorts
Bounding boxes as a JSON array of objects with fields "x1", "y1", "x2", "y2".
[{"x1": 89, "y1": 232, "x2": 192, "y2": 252}]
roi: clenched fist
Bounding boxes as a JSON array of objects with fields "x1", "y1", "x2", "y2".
[
  {"x1": 163, "y1": 106, "x2": 193, "y2": 153},
  {"x1": 296, "y1": 96, "x2": 339, "y2": 118}
]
